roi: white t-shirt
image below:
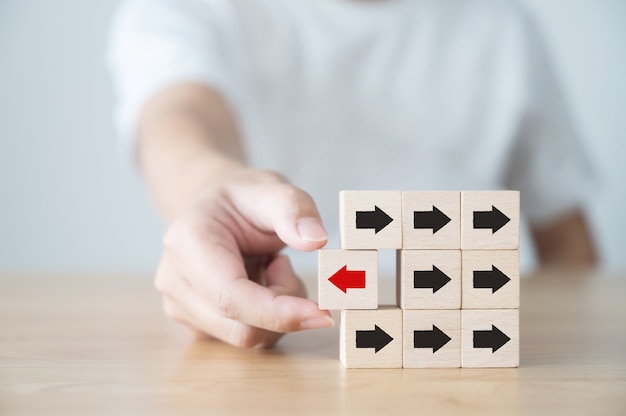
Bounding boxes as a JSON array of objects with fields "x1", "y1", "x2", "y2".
[{"x1": 108, "y1": 0, "x2": 594, "y2": 273}]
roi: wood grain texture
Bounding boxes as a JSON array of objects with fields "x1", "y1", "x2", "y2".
[
  {"x1": 1, "y1": 270, "x2": 625, "y2": 415},
  {"x1": 318, "y1": 249, "x2": 378, "y2": 310},
  {"x1": 397, "y1": 250, "x2": 461, "y2": 310},
  {"x1": 403, "y1": 309, "x2": 461, "y2": 368},
  {"x1": 402, "y1": 191, "x2": 461, "y2": 249},
  {"x1": 461, "y1": 191, "x2": 520, "y2": 250},
  {"x1": 461, "y1": 309, "x2": 519, "y2": 368},
  {"x1": 340, "y1": 306, "x2": 403, "y2": 368},
  {"x1": 340, "y1": 190, "x2": 402, "y2": 249},
  {"x1": 462, "y1": 250, "x2": 520, "y2": 309}
]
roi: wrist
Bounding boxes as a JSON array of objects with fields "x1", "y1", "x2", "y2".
[{"x1": 141, "y1": 137, "x2": 246, "y2": 221}]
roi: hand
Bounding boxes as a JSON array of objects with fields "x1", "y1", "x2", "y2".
[{"x1": 154, "y1": 169, "x2": 333, "y2": 348}]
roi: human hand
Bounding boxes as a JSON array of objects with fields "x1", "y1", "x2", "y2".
[{"x1": 154, "y1": 169, "x2": 333, "y2": 348}]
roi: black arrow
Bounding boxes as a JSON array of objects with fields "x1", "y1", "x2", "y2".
[
  {"x1": 356, "y1": 325, "x2": 393, "y2": 353},
  {"x1": 414, "y1": 266, "x2": 452, "y2": 293},
  {"x1": 473, "y1": 266, "x2": 511, "y2": 293},
  {"x1": 413, "y1": 206, "x2": 451, "y2": 233},
  {"x1": 473, "y1": 206, "x2": 510, "y2": 233},
  {"x1": 473, "y1": 325, "x2": 510, "y2": 353},
  {"x1": 413, "y1": 325, "x2": 451, "y2": 353},
  {"x1": 356, "y1": 206, "x2": 393, "y2": 234}
]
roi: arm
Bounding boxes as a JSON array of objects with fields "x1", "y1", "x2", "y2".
[
  {"x1": 530, "y1": 210, "x2": 598, "y2": 268},
  {"x1": 139, "y1": 83, "x2": 245, "y2": 219},
  {"x1": 138, "y1": 82, "x2": 333, "y2": 348}
]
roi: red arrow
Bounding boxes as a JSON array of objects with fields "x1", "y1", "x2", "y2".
[{"x1": 328, "y1": 265, "x2": 366, "y2": 293}]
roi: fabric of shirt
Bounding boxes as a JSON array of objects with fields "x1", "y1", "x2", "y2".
[{"x1": 108, "y1": 0, "x2": 594, "y2": 272}]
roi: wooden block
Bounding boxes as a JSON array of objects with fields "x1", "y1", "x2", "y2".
[
  {"x1": 340, "y1": 190, "x2": 402, "y2": 249},
  {"x1": 402, "y1": 191, "x2": 460, "y2": 249},
  {"x1": 397, "y1": 250, "x2": 461, "y2": 310},
  {"x1": 461, "y1": 191, "x2": 520, "y2": 250},
  {"x1": 340, "y1": 306, "x2": 403, "y2": 368},
  {"x1": 403, "y1": 310, "x2": 461, "y2": 368},
  {"x1": 461, "y1": 309, "x2": 519, "y2": 368},
  {"x1": 318, "y1": 249, "x2": 378, "y2": 310},
  {"x1": 462, "y1": 250, "x2": 519, "y2": 309}
]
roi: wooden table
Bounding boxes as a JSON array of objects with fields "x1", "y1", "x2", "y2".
[{"x1": 1, "y1": 270, "x2": 625, "y2": 415}]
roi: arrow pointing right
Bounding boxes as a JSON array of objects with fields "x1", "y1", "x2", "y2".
[
  {"x1": 473, "y1": 266, "x2": 511, "y2": 293},
  {"x1": 473, "y1": 325, "x2": 511, "y2": 353},
  {"x1": 413, "y1": 325, "x2": 451, "y2": 353},
  {"x1": 413, "y1": 266, "x2": 452, "y2": 293},
  {"x1": 356, "y1": 206, "x2": 393, "y2": 234},
  {"x1": 473, "y1": 206, "x2": 510, "y2": 233},
  {"x1": 413, "y1": 206, "x2": 451, "y2": 234},
  {"x1": 356, "y1": 325, "x2": 394, "y2": 353}
]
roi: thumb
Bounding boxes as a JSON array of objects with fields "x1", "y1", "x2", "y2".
[
  {"x1": 269, "y1": 183, "x2": 328, "y2": 250},
  {"x1": 236, "y1": 181, "x2": 328, "y2": 251}
]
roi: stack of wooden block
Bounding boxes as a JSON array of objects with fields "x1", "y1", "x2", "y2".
[{"x1": 318, "y1": 191, "x2": 520, "y2": 368}]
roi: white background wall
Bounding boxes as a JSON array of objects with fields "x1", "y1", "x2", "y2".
[{"x1": 1, "y1": 0, "x2": 624, "y2": 274}]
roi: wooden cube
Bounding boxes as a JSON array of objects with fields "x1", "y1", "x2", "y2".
[
  {"x1": 402, "y1": 191, "x2": 460, "y2": 249},
  {"x1": 403, "y1": 310, "x2": 461, "y2": 368},
  {"x1": 340, "y1": 306, "x2": 403, "y2": 368},
  {"x1": 397, "y1": 250, "x2": 461, "y2": 310},
  {"x1": 462, "y1": 250, "x2": 519, "y2": 309},
  {"x1": 461, "y1": 309, "x2": 519, "y2": 368},
  {"x1": 340, "y1": 190, "x2": 402, "y2": 249},
  {"x1": 461, "y1": 191, "x2": 520, "y2": 250},
  {"x1": 318, "y1": 249, "x2": 378, "y2": 310}
]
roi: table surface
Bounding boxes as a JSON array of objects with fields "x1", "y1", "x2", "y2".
[{"x1": 1, "y1": 269, "x2": 625, "y2": 416}]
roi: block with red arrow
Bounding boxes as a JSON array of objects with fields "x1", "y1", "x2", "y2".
[{"x1": 318, "y1": 249, "x2": 378, "y2": 310}]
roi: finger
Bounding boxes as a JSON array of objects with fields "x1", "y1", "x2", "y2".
[
  {"x1": 156, "y1": 252, "x2": 284, "y2": 348},
  {"x1": 216, "y1": 278, "x2": 334, "y2": 333},
  {"x1": 154, "y1": 249, "x2": 184, "y2": 298},
  {"x1": 163, "y1": 293, "x2": 283, "y2": 348},
  {"x1": 265, "y1": 255, "x2": 334, "y2": 330},
  {"x1": 232, "y1": 182, "x2": 328, "y2": 251}
]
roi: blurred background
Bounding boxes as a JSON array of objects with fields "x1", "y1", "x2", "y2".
[{"x1": 1, "y1": 0, "x2": 624, "y2": 275}]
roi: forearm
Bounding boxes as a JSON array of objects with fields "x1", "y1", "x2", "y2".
[{"x1": 138, "y1": 83, "x2": 246, "y2": 221}]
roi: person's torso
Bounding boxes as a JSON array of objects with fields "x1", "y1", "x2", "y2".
[{"x1": 196, "y1": 0, "x2": 535, "y2": 267}]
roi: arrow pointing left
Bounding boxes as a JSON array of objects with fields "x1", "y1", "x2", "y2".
[
  {"x1": 356, "y1": 325, "x2": 393, "y2": 353},
  {"x1": 328, "y1": 265, "x2": 366, "y2": 293}
]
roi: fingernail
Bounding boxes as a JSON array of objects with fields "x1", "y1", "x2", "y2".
[
  {"x1": 300, "y1": 316, "x2": 335, "y2": 330},
  {"x1": 297, "y1": 217, "x2": 328, "y2": 242}
]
